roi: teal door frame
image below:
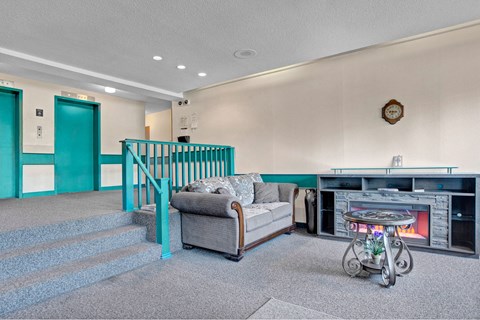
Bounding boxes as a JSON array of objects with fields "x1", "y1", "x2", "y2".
[
  {"x1": 54, "y1": 96, "x2": 101, "y2": 192},
  {"x1": 0, "y1": 86, "x2": 23, "y2": 198}
]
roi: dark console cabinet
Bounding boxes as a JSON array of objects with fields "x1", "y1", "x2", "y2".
[{"x1": 317, "y1": 174, "x2": 479, "y2": 256}]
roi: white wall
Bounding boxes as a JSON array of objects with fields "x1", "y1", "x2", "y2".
[
  {"x1": 173, "y1": 25, "x2": 480, "y2": 174},
  {"x1": 146, "y1": 108, "x2": 172, "y2": 142},
  {"x1": 0, "y1": 72, "x2": 146, "y2": 192}
]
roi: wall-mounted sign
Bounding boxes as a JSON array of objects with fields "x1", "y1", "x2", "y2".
[
  {"x1": 61, "y1": 91, "x2": 95, "y2": 102},
  {"x1": 36, "y1": 109, "x2": 44, "y2": 117}
]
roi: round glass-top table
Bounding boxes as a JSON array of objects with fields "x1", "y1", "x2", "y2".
[{"x1": 342, "y1": 209, "x2": 416, "y2": 287}]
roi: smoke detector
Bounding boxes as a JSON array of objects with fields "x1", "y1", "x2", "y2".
[{"x1": 234, "y1": 49, "x2": 257, "y2": 59}]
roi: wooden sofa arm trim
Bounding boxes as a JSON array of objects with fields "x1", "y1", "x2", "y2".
[
  {"x1": 292, "y1": 187, "x2": 299, "y2": 225},
  {"x1": 231, "y1": 201, "x2": 245, "y2": 248}
]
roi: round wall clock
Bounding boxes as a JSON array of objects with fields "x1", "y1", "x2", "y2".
[{"x1": 382, "y1": 99, "x2": 404, "y2": 125}]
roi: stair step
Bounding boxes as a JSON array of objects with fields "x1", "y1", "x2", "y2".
[
  {"x1": 0, "y1": 212, "x2": 133, "y2": 252},
  {"x1": 0, "y1": 225, "x2": 147, "y2": 281},
  {"x1": 0, "y1": 242, "x2": 162, "y2": 316}
]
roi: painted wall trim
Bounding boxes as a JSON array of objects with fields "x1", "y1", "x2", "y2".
[
  {"x1": 21, "y1": 153, "x2": 125, "y2": 165},
  {"x1": 259, "y1": 174, "x2": 317, "y2": 188},
  {"x1": 22, "y1": 190, "x2": 56, "y2": 198},
  {"x1": 100, "y1": 154, "x2": 122, "y2": 164},
  {"x1": 23, "y1": 153, "x2": 54, "y2": 165},
  {"x1": 101, "y1": 184, "x2": 143, "y2": 191},
  {"x1": 100, "y1": 186, "x2": 122, "y2": 191}
]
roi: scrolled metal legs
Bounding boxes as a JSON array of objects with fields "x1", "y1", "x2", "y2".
[
  {"x1": 380, "y1": 225, "x2": 414, "y2": 287},
  {"x1": 392, "y1": 226, "x2": 414, "y2": 275},
  {"x1": 342, "y1": 222, "x2": 414, "y2": 287},
  {"x1": 342, "y1": 222, "x2": 363, "y2": 277},
  {"x1": 382, "y1": 226, "x2": 396, "y2": 287}
]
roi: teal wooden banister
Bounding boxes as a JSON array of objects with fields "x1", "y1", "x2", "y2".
[
  {"x1": 121, "y1": 139, "x2": 235, "y2": 258},
  {"x1": 122, "y1": 141, "x2": 171, "y2": 258}
]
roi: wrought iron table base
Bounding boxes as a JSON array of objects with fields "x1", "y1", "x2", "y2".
[{"x1": 342, "y1": 222, "x2": 414, "y2": 288}]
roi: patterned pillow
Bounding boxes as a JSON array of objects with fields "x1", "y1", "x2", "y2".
[
  {"x1": 188, "y1": 177, "x2": 236, "y2": 196},
  {"x1": 214, "y1": 187, "x2": 231, "y2": 195},
  {"x1": 227, "y1": 173, "x2": 263, "y2": 206}
]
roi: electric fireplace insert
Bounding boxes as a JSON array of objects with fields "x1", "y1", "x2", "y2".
[{"x1": 349, "y1": 201, "x2": 430, "y2": 246}]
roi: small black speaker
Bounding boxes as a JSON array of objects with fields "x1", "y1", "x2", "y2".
[{"x1": 177, "y1": 136, "x2": 190, "y2": 143}]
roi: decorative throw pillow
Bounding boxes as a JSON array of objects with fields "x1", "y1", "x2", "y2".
[
  {"x1": 214, "y1": 187, "x2": 231, "y2": 195},
  {"x1": 227, "y1": 173, "x2": 263, "y2": 206},
  {"x1": 247, "y1": 173, "x2": 263, "y2": 183},
  {"x1": 253, "y1": 182, "x2": 279, "y2": 203},
  {"x1": 188, "y1": 177, "x2": 236, "y2": 196}
]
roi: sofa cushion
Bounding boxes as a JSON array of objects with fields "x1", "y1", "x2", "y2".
[
  {"x1": 227, "y1": 173, "x2": 263, "y2": 206},
  {"x1": 247, "y1": 202, "x2": 291, "y2": 221},
  {"x1": 243, "y1": 207, "x2": 273, "y2": 232},
  {"x1": 253, "y1": 182, "x2": 279, "y2": 203},
  {"x1": 188, "y1": 177, "x2": 236, "y2": 196}
]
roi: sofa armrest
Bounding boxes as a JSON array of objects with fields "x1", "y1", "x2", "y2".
[
  {"x1": 278, "y1": 183, "x2": 299, "y2": 204},
  {"x1": 170, "y1": 192, "x2": 241, "y2": 219}
]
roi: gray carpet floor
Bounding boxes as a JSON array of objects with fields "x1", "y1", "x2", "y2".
[
  {"x1": 4, "y1": 231, "x2": 479, "y2": 319},
  {"x1": 248, "y1": 298, "x2": 341, "y2": 319},
  {"x1": 0, "y1": 191, "x2": 123, "y2": 232}
]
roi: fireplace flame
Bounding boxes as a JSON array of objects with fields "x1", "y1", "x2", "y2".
[{"x1": 359, "y1": 224, "x2": 426, "y2": 240}]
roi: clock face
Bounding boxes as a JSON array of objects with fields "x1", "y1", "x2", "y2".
[
  {"x1": 385, "y1": 104, "x2": 402, "y2": 119},
  {"x1": 382, "y1": 99, "x2": 404, "y2": 124}
]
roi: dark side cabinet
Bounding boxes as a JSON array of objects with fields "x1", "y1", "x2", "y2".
[{"x1": 317, "y1": 174, "x2": 479, "y2": 256}]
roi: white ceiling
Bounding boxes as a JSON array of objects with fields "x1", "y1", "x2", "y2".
[{"x1": 1, "y1": 0, "x2": 480, "y2": 109}]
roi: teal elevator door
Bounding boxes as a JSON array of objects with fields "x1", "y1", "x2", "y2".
[
  {"x1": 56, "y1": 99, "x2": 95, "y2": 193},
  {"x1": 0, "y1": 91, "x2": 16, "y2": 198}
]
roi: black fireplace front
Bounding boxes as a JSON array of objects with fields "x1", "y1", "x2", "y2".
[{"x1": 349, "y1": 201, "x2": 430, "y2": 246}]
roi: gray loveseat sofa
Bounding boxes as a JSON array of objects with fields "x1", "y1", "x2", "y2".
[{"x1": 170, "y1": 173, "x2": 298, "y2": 261}]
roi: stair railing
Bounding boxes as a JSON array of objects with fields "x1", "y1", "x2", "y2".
[
  {"x1": 122, "y1": 141, "x2": 171, "y2": 258},
  {"x1": 121, "y1": 139, "x2": 235, "y2": 258}
]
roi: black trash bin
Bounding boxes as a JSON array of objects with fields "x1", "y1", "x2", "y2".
[{"x1": 304, "y1": 189, "x2": 317, "y2": 234}]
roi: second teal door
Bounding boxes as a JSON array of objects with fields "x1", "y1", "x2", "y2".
[{"x1": 56, "y1": 97, "x2": 98, "y2": 193}]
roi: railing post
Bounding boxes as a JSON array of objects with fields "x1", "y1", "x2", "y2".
[
  {"x1": 137, "y1": 143, "x2": 143, "y2": 209},
  {"x1": 227, "y1": 147, "x2": 235, "y2": 176},
  {"x1": 145, "y1": 143, "x2": 151, "y2": 204},
  {"x1": 155, "y1": 178, "x2": 171, "y2": 259},
  {"x1": 122, "y1": 140, "x2": 134, "y2": 212}
]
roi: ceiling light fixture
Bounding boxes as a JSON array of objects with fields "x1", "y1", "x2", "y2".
[
  {"x1": 234, "y1": 49, "x2": 257, "y2": 59},
  {"x1": 177, "y1": 65, "x2": 186, "y2": 70},
  {"x1": 104, "y1": 87, "x2": 116, "y2": 93},
  {"x1": 153, "y1": 56, "x2": 163, "y2": 61},
  {"x1": 198, "y1": 72, "x2": 207, "y2": 77}
]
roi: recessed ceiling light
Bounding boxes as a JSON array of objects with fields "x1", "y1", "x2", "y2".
[
  {"x1": 104, "y1": 87, "x2": 116, "y2": 93},
  {"x1": 198, "y1": 72, "x2": 207, "y2": 77},
  {"x1": 234, "y1": 49, "x2": 257, "y2": 59},
  {"x1": 177, "y1": 65, "x2": 186, "y2": 70},
  {"x1": 153, "y1": 56, "x2": 163, "y2": 61}
]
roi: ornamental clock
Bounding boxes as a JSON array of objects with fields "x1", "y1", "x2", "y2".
[{"x1": 382, "y1": 99, "x2": 404, "y2": 125}]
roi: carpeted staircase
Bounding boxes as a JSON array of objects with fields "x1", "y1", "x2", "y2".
[{"x1": 0, "y1": 212, "x2": 162, "y2": 315}]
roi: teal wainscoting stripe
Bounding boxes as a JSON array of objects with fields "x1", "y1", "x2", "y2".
[
  {"x1": 100, "y1": 186, "x2": 122, "y2": 191},
  {"x1": 259, "y1": 174, "x2": 317, "y2": 188},
  {"x1": 22, "y1": 190, "x2": 56, "y2": 198},
  {"x1": 100, "y1": 154, "x2": 122, "y2": 164},
  {"x1": 101, "y1": 184, "x2": 144, "y2": 191},
  {"x1": 22, "y1": 153, "x2": 55, "y2": 165}
]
